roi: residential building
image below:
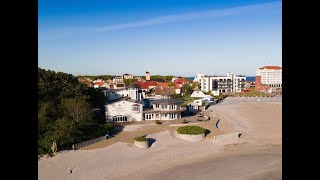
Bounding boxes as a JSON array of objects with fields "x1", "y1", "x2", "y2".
[
  {"x1": 194, "y1": 72, "x2": 246, "y2": 94},
  {"x1": 78, "y1": 77, "x2": 94, "y2": 87},
  {"x1": 133, "y1": 81, "x2": 158, "y2": 91},
  {"x1": 190, "y1": 87, "x2": 207, "y2": 98},
  {"x1": 105, "y1": 98, "x2": 144, "y2": 122},
  {"x1": 123, "y1": 73, "x2": 133, "y2": 79},
  {"x1": 187, "y1": 96, "x2": 215, "y2": 113},
  {"x1": 144, "y1": 99, "x2": 185, "y2": 120},
  {"x1": 105, "y1": 85, "x2": 145, "y2": 102},
  {"x1": 175, "y1": 77, "x2": 189, "y2": 84},
  {"x1": 256, "y1": 66, "x2": 282, "y2": 90},
  {"x1": 157, "y1": 82, "x2": 181, "y2": 95},
  {"x1": 113, "y1": 76, "x2": 123, "y2": 84},
  {"x1": 93, "y1": 81, "x2": 110, "y2": 88}
]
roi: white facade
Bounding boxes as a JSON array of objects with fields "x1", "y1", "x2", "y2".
[
  {"x1": 105, "y1": 100, "x2": 143, "y2": 122},
  {"x1": 106, "y1": 91, "x2": 123, "y2": 102},
  {"x1": 193, "y1": 96, "x2": 214, "y2": 106},
  {"x1": 193, "y1": 73, "x2": 205, "y2": 83},
  {"x1": 106, "y1": 88, "x2": 144, "y2": 102},
  {"x1": 195, "y1": 72, "x2": 246, "y2": 93},
  {"x1": 113, "y1": 76, "x2": 123, "y2": 84},
  {"x1": 144, "y1": 104, "x2": 182, "y2": 120},
  {"x1": 175, "y1": 88, "x2": 181, "y2": 94},
  {"x1": 256, "y1": 66, "x2": 282, "y2": 88},
  {"x1": 190, "y1": 90, "x2": 207, "y2": 98}
]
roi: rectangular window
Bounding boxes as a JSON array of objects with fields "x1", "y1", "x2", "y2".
[{"x1": 132, "y1": 106, "x2": 140, "y2": 111}]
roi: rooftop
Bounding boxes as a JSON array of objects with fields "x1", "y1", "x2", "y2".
[
  {"x1": 150, "y1": 99, "x2": 184, "y2": 105},
  {"x1": 259, "y1": 66, "x2": 282, "y2": 70}
]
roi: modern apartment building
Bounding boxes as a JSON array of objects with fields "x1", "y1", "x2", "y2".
[
  {"x1": 194, "y1": 72, "x2": 246, "y2": 94},
  {"x1": 256, "y1": 66, "x2": 282, "y2": 88}
]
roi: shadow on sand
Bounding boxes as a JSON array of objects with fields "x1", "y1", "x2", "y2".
[{"x1": 148, "y1": 138, "x2": 157, "y2": 147}]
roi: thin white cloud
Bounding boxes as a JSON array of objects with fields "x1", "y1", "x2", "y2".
[
  {"x1": 94, "y1": 1, "x2": 281, "y2": 32},
  {"x1": 39, "y1": 1, "x2": 281, "y2": 40}
]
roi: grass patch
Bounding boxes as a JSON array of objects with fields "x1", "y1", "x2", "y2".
[
  {"x1": 134, "y1": 136, "x2": 148, "y2": 142},
  {"x1": 177, "y1": 126, "x2": 205, "y2": 135}
]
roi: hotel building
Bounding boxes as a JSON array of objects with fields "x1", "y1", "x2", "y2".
[{"x1": 194, "y1": 72, "x2": 246, "y2": 94}]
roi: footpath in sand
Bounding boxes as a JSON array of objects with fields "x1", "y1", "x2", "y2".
[{"x1": 38, "y1": 96, "x2": 282, "y2": 180}]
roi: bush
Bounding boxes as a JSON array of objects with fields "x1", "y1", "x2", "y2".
[
  {"x1": 196, "y1": 119, "x2": 202, "y2": 122},
  {"x1": 155, "y1": 120, "x2": 162, "y2": 124},
  {"x1": 182, "y1": 119, "x2": 188, "y2": 124},
  {"x1": 134, "y1": 136, "x2": 148, "y2": 142},
  {"x1": 177, "y1": 126, "x2": 206, "y2": 135}
]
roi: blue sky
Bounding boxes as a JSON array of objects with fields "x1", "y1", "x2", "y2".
[{"x1": 39, "y1": 0, "x2": 282, "y2": 76}]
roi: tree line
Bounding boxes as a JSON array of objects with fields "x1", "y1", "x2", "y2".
[
  {"x1": 78, "y1": 75, "x2": 114, "y2": 80},
  {"x1": 38, "y1": 68, "x2": 113, "y2": 154}
]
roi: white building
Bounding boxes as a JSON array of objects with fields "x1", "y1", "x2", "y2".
[
  {"x1": 113, "y1": 76, "x2": 123, "y2": 84},
  {"x1": 193, "y1": 73, "x2": 205, "y2": 83},
  {"x1": 105, "y1": 85, "x2": 145, "y2": 102},
  {"x1": 256, "y1": 66, "x2": 282, "y2": 88},
  {"x1": 123, "y1": 73, "x2": 134, "y2": 79},
  {"x1": 105, "y1": 99, "x2": 144, "y2": 122},
  {"x1": 190, "y1": 87, "x2": 207, "y2": 98},
  {"x1": 187, "y1": 96, "x2": 214, "y2": 113},
  {"x1": 144, "y1": 99, "x2": 185, "y2": 120},
  {"x1": 194, "y1": 72, "x2": 246, "y2": 94}
]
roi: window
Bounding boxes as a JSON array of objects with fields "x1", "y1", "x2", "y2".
[{"x1": 132, "y1": 106, "x2": 140, "y2": 112}]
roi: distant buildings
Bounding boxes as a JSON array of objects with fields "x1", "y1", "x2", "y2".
[
  {"x1": 194, "y1": 72, "x2": 246, "y2": 94},
  {"x1": 255, "y1": 66, "x2": 282, "y2": 91}
]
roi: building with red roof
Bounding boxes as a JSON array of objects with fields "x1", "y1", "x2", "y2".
[{"x1": 256, "y1": 66, "x2": 282, "y2": 91}]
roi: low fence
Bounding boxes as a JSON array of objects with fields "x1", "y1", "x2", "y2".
[
  {"x1": 72, "y1": 136, "x2": 106, "y2": 150},
  {"x1": 213, "y1": 132, "x2": 239, "y2": 142}
]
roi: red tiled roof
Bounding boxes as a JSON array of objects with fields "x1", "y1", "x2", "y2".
[
  {"x1": 259, "y1": 66, "x2": 282, "y2": 70},
  {"x1": 94, "y1": 81, "x2": 106, "y2": 86},
  {"x1": 133, "y1": 81, "x2": 158, "y2": 89},
  {"x1": 158, "y1": 82, "x2": 180, "y2": 89},
  {"x1": 176, "y1": 78, "x2": 189, "y2": 83}
]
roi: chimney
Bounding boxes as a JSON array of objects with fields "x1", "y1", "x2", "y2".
[{"x1": 146, "y1": 71, "x2": 150, "y2": 81}]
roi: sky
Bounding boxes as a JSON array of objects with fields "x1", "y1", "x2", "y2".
[{"x1": 39, "y1": 0, "x2": 282, "y2": 77}]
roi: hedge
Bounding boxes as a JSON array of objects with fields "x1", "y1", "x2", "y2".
[
  {"x1": 177, "y1": 126, "x2": 205, "y2": 135},
  {"x1": 134, "y1": 136, "x2": 148, "y2": 142}
]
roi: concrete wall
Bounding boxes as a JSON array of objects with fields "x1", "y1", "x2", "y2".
[
  {"x1": 178, "y1": 133, "x2": 205, "y2": 142},
  {"x1": 213, "y1": 132, "x2": 239, "y2": 142},
  {"x1": 134, "y1": 141, "x2": 149, "y2": 148}
]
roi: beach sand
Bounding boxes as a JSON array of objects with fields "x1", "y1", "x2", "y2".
[{"x1": 38, "y1": 98, "x2": 282, "y2": 180}]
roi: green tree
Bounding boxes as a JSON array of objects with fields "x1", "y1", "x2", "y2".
[
  {"x1": 182, "y1": 83, "x2": 193, "y2": 95},
  {"x1": 62, "y1": 96, "x2": 93, "y2": 125}
]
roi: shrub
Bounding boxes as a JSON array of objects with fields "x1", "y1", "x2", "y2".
[
  {"x1": 177, "y1": 126, "x2": 206, "y2": 135},
  {"x1": 196, "y1": 119, "x2": 202, "y2": 122},
  {"x1": 182, "y1": 119, "x2": 188, "y2": 124},
  {"x1": 155, "y1": 120, "x2": 162, "y2": 124},
  {"x1": 134, "y1": 136, "x2": 148, "y2": 142}
]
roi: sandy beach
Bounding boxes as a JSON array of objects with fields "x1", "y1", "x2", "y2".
[{"x1": 38, "y1": 96, "x2": 282, "y2": 180}]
